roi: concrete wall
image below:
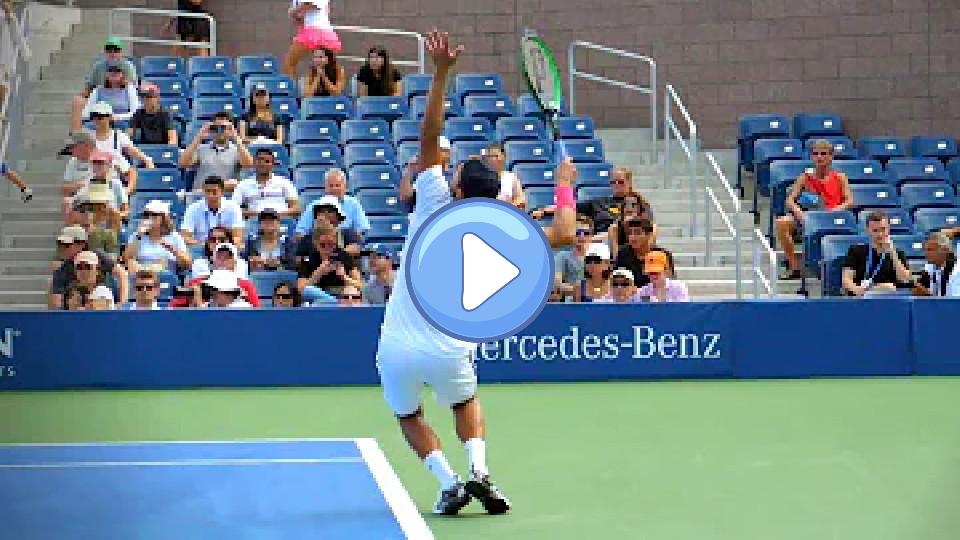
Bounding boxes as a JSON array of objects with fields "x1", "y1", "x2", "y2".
[{"x1": 80, "y1": 0, "x2": 960, "y2": 148}]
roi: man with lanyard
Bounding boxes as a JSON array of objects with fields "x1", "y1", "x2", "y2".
[
  {"x1": 180, "y1": 175, "x2": 244, "y2": 247},
  {"x1": 914, "y1": 230, "x2": 959, "y2": 297},
  {"x1": 178, "y1": 110, "x2": 254, "y2": 193},
  {"x1": 841, "y1": 211, "x2": 912, "y2": 297},
  {"x1": 232, "y1": 148, "x2": 300, "y2": 222},
  {"x1": 777, "y1": 139, "x2": 854, "y2": 279}
]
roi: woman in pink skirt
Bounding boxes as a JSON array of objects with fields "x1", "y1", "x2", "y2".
[{"x1": 284, "y1": 0, "x2": 341, "y2": 77}]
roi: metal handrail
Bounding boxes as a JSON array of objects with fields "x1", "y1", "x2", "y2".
[
  {"x1": 664, "y1": 84, "x2": 698, "y2": 237},
  {"x1": 705, "y1": 153, "x2": 743, "y2": 298},
  {"x1": 333, "y1": 25, "x2": 426, "y2": 73},
  {"x1": 751, "y1": 227, "x2": 777, "y2": 298},
  {"x1": 0, "y1": 2, "x2": 30, "y2": 183},
  {"x1": 568, "y1": 41, "x2": 657, "y2": 165},
  {"x1": 109, "y1": 8, "x2": 217, "y2": 54}
]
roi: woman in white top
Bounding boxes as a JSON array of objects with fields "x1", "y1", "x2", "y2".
[
  {"x1": 88, "y1": 101, "x2": 154, "y2": 169},
  {"x1": 190, "y1": 226, "x2": 249, "y2": 280},
  {"x1": 123, "y1": 200, "x2": 192, "y2": 274},
  {"x1": 71, "y1": 65, "x2": 140, "y2": 133},
  {"x1": 283, "y1": 0, "x2": 342, "y2": 77},
  {"x1": 484, "y1": 143, "x2": 526, "y2": 208}
]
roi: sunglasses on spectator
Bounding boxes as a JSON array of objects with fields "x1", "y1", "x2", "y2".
[
  {"x1": 274, "y1": 293, "x2": 293, "y2": 300},
  {"x1": 76, "y1": 264, "x2": 95, "y2": 271},
  {"x1": 91, "y1": 113, "x2": 110, "y2": 120},
  {"x1": 316, "y1": 241, "x2": 335, "y2": 249},
  {"x1": 142, "y1": 212, "x2": 159, "y2": 218},
  {"x1": 104, "y1": 46, "x2": 122, "y2": 52},
  {"x1": 576, "y1": 228, "x2": 591, "y2": 237},
  {"x1": 610, "y1": 179, "x2": 626, "y2": 185},
  {"x1": 611, "y1": 280, "x2": 631, "y2": 288},
  {"x1": 341, "y1": 294, "x2": 362, "y2": 300},
  {"x1": 208, "y1": 236, "x2": 228, "y2": 243},
  {"x1": 811, "y1": 151, "x2": 831, "y2": 156},
  {"x1": 584, "y1": 256, "x2": 604, "y2": 265},
  {"x1": 135, "y1": 284, "x2": 155, "y2": 292}
]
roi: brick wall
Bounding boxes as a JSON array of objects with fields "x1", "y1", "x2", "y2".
[{"x1": 82, "y1": 0, "x2": 960, "y2": 148}]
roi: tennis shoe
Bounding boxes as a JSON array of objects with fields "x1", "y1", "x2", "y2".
[
  {"x1": 465, "y1": 472, "x2": 511, "y2": 514},
  {"x1": 432, "y1": 481, "x2": 471, "y2": 516}
]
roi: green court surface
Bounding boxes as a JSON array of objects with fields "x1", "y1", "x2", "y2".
[{"x1": 2, "y1": 377, "x2": 959, "y2": 539}]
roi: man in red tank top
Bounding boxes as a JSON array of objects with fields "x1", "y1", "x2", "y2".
[{"x1": 775, "y1": 139, "x2": 854, "y2": 279}]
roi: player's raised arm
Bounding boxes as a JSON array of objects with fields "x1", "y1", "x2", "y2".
[
  {"x1": 543, "y1": 158, "x2": 577, "y2": 247},
  {"x1": 421, "y1": 31, "x2": 464, "y2": 168}
]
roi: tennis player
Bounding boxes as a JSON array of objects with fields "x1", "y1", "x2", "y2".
[{"x1": 376, "y1": 31, "x2": 577, "y2": 516}]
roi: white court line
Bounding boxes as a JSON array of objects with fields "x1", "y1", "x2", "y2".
[
  {"x1": 357, "y1": 438, "x2": 435, "y2": 540},
  {"x1": 0, "y1": 438, "x2": 363, "y2": 447},
  {"x1": 0, "y1": 457, "x2": 365, "y2": 469}
]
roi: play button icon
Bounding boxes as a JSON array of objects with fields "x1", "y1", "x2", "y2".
[
  {"x1": 405, "y1": 199, "x2": 554, "y2": 343},
  {"x1": 461, "y1": 233, "x2": 520, "y2": 311}
]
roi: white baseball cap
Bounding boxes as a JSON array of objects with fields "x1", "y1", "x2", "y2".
[
  {"x1": 314, "y1": 195, "x2": 346, "y2": 221},
  {"x1": 214, "y1": 243, "x2": 238, "y2": 259},
  {"x1": 143, "y1": 199, "x2": 171, "y2": 216},
  {"x1": 205, "y1": 269, "x2": 241, "y2": 292},
  {"x1": 585, "y1": 243, "x2": 611, "y2": 261},
  {"x1": 90, "y1": 102, "x2": 114, "y2": 116},
  {"x1": 612, "y1": 268, "x2": 635, "y2": 282},
  {"x1": 438, "y1": 136, "x2": 451, "y2": 150}
]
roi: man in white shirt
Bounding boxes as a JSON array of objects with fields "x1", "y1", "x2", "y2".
[
  {"x1": 62, "y1": 132, "x2": 134, "y2": 212},
  {"x1": 232, "y1": 148, "x2": 300, "y2": 219},
  {"x1": 126, "y1": 269, "x2": 163, "y2": 310},
  {"x1": 180, "y1": 175, "x2": 244, "y2": 246},
  {"x1": 914, "y1": 231, "x2": 959, "y2": 297},
  {"x1": 203, "y1": 269, "x2": 251, "y2": 309}
]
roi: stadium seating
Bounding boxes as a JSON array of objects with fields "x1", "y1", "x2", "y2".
[
  {"x1": 504, "y1": 140, "x2": 553, "y2": 170},
  {"x1": 444, "y1": 117, "x2": 493, "y2": 143},
  {"x1": 752, "y1": 139, "x2": 803, "y2": 212},
  {"x1": 831, "y1": 160, "x2": 886, "y2": 184},
  {"x1": 793, "y1": 112, "x2": 844, "y2": 141},
  {"x1": 802, "y1": 210, "x2": 858, "y2": 273},
  {"x1": 356, "y1": 96, "x2": 408, "y2": 123},
  {"x1": 555, "y1": 116, "x2": 595, "y2": 140},
  {"x1": 129, "y1": 192, "x2": 184, "y2": 220},
  {"x1": 293, "y1": 166, "x2": 333, "y2": 193},
  {"x1": 561, "y1": 139, "x2": 605, "y2": 164},
  {"x1": 137, "y1": 145, "x2": 180, "y2": 169},
  {"x1": 452, "y1": 141, "x2": 489, "y2": 165},
  {"x1": 900, "y1": 182, "x2": 957, "y2": 215},
  {"x1": 301, "y1": 96, "x2": 354, "y2": 123},
  {"x1": 577, "y1": 186, "x2": 613, "y2": 203},
  {"x1": 160, "y1": 97, "x2": 189, "y2": 124},
  {"x1": 140, "y1": 56, "x2": 186, "y2": 79},
  {"x1": 525, "y1": 187, "x2": 554, "y2": 210},
  {"x1": 453, "y1": 73, "x2": 504, "y2": 102},
  {"x1": 575, "y1": 162, "x2": 614, "y2": 187},
  {"x1": 152, "y1": 77, "x2": 189, "y2": 98},
  {"x1": 516, "y1": 93, "x2": 568, "y2": 119},
  {"x1": 768, "y1": 160, "x2": 815, "y2": 239},
  {"x1": 289, "y1": 120, "x2": 340, "y2": 144},
  {"x1": 136, "y1": 169, "x2": 184, "y2": 192},
  {"x1": 803, "y1": 136, "x2": 856, "y2": 160},
  {"x1": 341, "y1": 120, "x2": 390, "y2": 144},
  {"x1": 188, "y1": 56, "x2": 233, "y2": 79},
  {"x1": 344, "y1": 142, "x2": 395, "y2": 169},
  {"x1": 858, "y1": 137, "x2": 905, "y2": 163},
  {"x1": 247, "y1": 143, "x2": 290, "y2": 168},
  {"x1": 891, "y1": 234, "x2": 925, "y2": 263},
  {"x1": 192, "y1": 76, "x2": 240, "y2": 98},
  {"x1": 464, "y1": 95, "x2": 515, "y2": 123},
  {"x1": 885, "y1": 158, "x2": 948, "y2": 188},
  {"x1": 397, "y1": 142, "x2": 420, "y2": 168},
  {"x1": 270, "y1": 97, "x2": 299, "y2": 123},
  {"x1": 910, "y1": 136, "x2": 958, "y2": 162},
  {"x1": 191, "y1": 97, "x2": 241, "y2": 121},
  {"x1": 820, "y1": 235, "x2": 868, "y2": 296},
  {"x1": 948, "y1": 158, "x2": 960, "y2": 186},
  {"x1": 409, "y1": 95, "x2": 462, "y2": 119},
  {"x1": 402, "y1": 74, "x2": 432, "y2": 101},
  {"x1": 249, "y1": 271, "x2": 298, "y2": 300},
  {"x1": 366, "y1": 215, "x2": 409, "y2": 242},
  {"x1": 291, "y1": 144, "x2": 344, "y2": 168},
  {"x1": 913, "y1": 208, "x2": 960, "y2": 235},
  {"x1": 513, "y1": 164, "x2": 555, "y2": 188},
  {"x1": 496, "y1": 117, "x2": 547, "y2": 143},
  {"x1": 236, "y1": 55, "x2": 280, "y2": 81},
  {"x1": 244, "y1": 74, "x2": 297, "y2": 98},
  {"x1": 392, "y1": 120, "x2": 421, "y2": 146},
  {"x1": 738, "y1": 114, "x2": 790, "y2": 173},
  {"x1": 348, "y1": 165, "x2": 399, "y2": 192},
  {"x1": 849, "y1": 184, "x2": 899, "y2": 213}
]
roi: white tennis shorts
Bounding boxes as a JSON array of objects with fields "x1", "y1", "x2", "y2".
[{"x1": 375, "y1": 336, "x2": 478, "y2": 417}]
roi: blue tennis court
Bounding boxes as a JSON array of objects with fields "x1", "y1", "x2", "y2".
[{"x1": 0, "y1": 438, "x2": 433, "y2": 540}]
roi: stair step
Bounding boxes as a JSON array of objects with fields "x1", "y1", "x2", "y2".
[
  {"x1": 0, "y1": 260, "x2": 58, "y2": 276},
  {"x1": 0, "y1": 248, "x2": 53, "y2": 261},
  {"x1": 0, "y1": 220, "x2": 64, "y2": 235},
  {"x1": 3, "y1": 235, "x2": 57, "y2": 249},
  {"x1": 0, "y1": 276, "x2": 52, "y2": 292},
  {"x1": 0, "y1": 290, "x2": 49, "y2": 305},
  {"x1": 0, "y1": 209, "x2": 63, "y2": 221}
]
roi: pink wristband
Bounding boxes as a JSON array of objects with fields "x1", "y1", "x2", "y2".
[{"x1": 554, "y1": 185, "x2": 575, "y2": 209}]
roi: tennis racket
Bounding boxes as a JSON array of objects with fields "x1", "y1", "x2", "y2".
[{"x1": 520, "y1": 30, "x2": 567, "y2": 161}]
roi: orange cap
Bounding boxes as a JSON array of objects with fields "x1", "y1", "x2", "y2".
[{"x1": 644, "y1": 250, "x2": 668, "y2": 274}]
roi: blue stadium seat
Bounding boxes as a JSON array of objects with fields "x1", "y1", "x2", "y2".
[
  {"x1": 913, "y1": 207, "x2": 960, "y2": 235},
  {"x1": 575, "y1": 162, "x2": 614, "y2": 187},
  {"x1": 496, "y1": 117, "x2": 547, "y2": 143},
  {"x1": 910, "y1": 135, "x2": 958, "y2": 162},
  {"x1": 820, "y1": 235, "x2": 868, "y2": 296},
  {"x1": 886, "y1": 158, "x2": 948, "y2": 188},
  {"x1": 188, "y1": 56, "x2": 233, "y2": 79},
  {"x1": 341, "y1": 119, "x2": 390, "y2": 144},
  {"x1": 289, "y1": 120, "x2": 340, "y2": 144},
  {"x1": 348, "y1": 165, "x2": 399, "y2": 192},
  {"x1": 454, "y1": 73, "x2": 504, "y2": 102},
  {"x1": 365, "y1": 241, "x2": 404, "y2": 263},
  {"x1": 403, "y1": 74, "x2": 432, "y2": 101},
  {"x1": 159, "y1": 97, "x2": 189, "y2": 124},
  {"x1": 577, "y1": 186, "x2": 613, "y2": 203},
  {"x1": 191, "y1": 97, "x2": 241, "y2": 121},
  {"x1": 516, "y1": 94, "x2": 568, "y2": 119},
  {"x1": 505, "y1": 140, "x2": 553, "y2": 170},
  {"x1": 753, "y1": 138, "x2": 803, "y2": 196},
  {"x1": 803, "y1": 136, "x2": 856, "y2": 160},
  {"x1": 850, "y1": 183, "x2": 899, "y2": 213},
  {"x1": 301, "y1": 96, "x2": 354, "y2": 122},
  {"x1": 344, "y1": 142, "x2": 396, "y2": 168},
  {"x1": 556, "y1": 116, "x2": 595, "y2": 140},
  {"x1": 513, "y1": 164, "x2": 555, "y2": 188},
  {"x1": 831, "y1": 160, "x2": 885, "y2": 185},
  {"x1": 392, "y1": 119, "x2": 421, "y2": 146},
  {"x1": 891, "y1": 234, "x2": 926, "y2": 262},
  {"x1": 858, "y1": 137, "x2": 905, "y2": 163},
  {"x1": 397, "y1": 142, "x2": 420, "y2": 168},
  {"x1": 408, "y1": 95, "x2": 462, "y2": 119},
  {"x1": 858, "y1": 208, "x2": 913, "y2": 235},
  {"x1": 269, "y1": 96, "x2": 299, "y2": 123},
  {"x1": 738, "y1": 114, "x2": 790, "y2": 173},
  {"x1": 136, "y1": 169, "x2": 183, "y2": 192},
  {"x1": 900, "y1": 182, "x2": 958, "y2": 215},
  {"x1": 768, "y1": 160, "x2": 815, "y2": 239},
  {"x1": 525, "y1": 187, "x2": 555, "y2": 211},
  {"x1": 152, "y1": 76, "x2": 189, "y2": 98},
  {"x1": 444, "y1": 117, "x2": 493, "y2": 143},
  {"x1": 949, "y1": 158, "x2": 960, "y2": 187},
  {"x1": 191, "y1": 76, "x2": 240, "y2": 98},
  {"x1": 299, "y1": 191, "x2": 326, "y2": 210},
  {"x1": 366, "y1": 215, "x2": 409, "y2": 241},
  {"x1": 137, "y1": 145, "x2": 179, "y2": 168},
  {"x1": 249, "y1": 271, "x2": 298, "y2": 300},
  {"x1": 236, "y1": 55, "x2": 280, "y2": 81},
  {"x1": 450, "y1": 141, "x2": 489, "y2": 166},
  {"x1": 244, "y1": 74, "x2": 298, "y2": 98},
  {"x1": 802, "y1": 210, "x2": 858, "y2": 272},
  {"x1": 792, "y1": 112, "x2": 844, "y2": 141},
  {"x1": 561, "y1": 139, "x2": 604, "y2": 164},
  {"x1": 129, "y1": 192, "x2": 184, "y2": 220},
  {"x1": 291, "y1": 144, "x2": 344, "y2": 169},
  {"x1": 247, "y1": 143, "x2": 290, "y2": 168},
  {"x1": 357, "y1": 188, "x2": 405, "y2": 216},
  {"x1": 356, "y1": 96, "x2": 408, "y2": 123},
  {"x1": 464, "y1": 95, "x2": 515, "y2": 123},
  {"x1": 293, "y1": 166, "x2": 333, "y2": 193},
  {"x1": 140, "y1": 56, "x2": 186, "y2": 79}
]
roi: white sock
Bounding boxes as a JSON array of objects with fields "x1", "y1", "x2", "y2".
[
  {"x1": 424, "y1": 450, "x2": 458, "y2": 490},
  {"x1": 464, "y1": 438, "x2": 488, "y2": 477}
]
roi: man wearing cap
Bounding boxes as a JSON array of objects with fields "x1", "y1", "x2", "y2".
[
  {"x1": 364, "y1": 244, "x2": 396, "y2": 304},
  {"x1": 596, "y1": 268, "x2": 643, "y2": 303},
  {"x1": 295, "y1": 168, "x2": 369, "y2": 249},
  {"x1": 297, "y1": 221, "x2": 362, "y2": 304},
  {"x1": 179, "y1": 110, "x2": 254, "y2": 192},
  {"x1": 246, "y1": 208, "x2": 295, "y2": 272},
  {"x1": 202, "y1": 270, "x2": 252, "y2": 309},
  {"x1": 63, "y1": 133, "x2": 135, "y2": 205},
  {"x1": 180, "y1": 176, "x2": 244, "y2": 246},
  {"x1": 636, "y1": 251, "x2": 690, "y2": 302},
  {"x1": 293, "y1": 194, "x2": 349, "y2": 266},
  {"x1": 70, "y1": 37, "x2": 137, "y2": 114},
  {"x1": 127, "y1": 82, "x2": 178, "y2": 146},
  {"x1": 85, "y1": 101, "x2": 154, "y2": 168},
  {"x1": 74, "y1": 180, "x2": 121, "y2": 254},
  {"x1": 49, "y1": 234, "x2": 128, "y2": 310},
  {"x1": 232, "y1": 148, "x2": 300, "y2": 221},
  {"x1": 66, "y1": 149, "x2": 131, "y2": 222}
]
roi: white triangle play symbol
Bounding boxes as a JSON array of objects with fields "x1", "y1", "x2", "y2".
[{"x1": 461, "y1": 233, "x2": 520, "y2": 311}]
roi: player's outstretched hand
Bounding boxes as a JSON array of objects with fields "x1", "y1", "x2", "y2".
[{"x1": 425, "y1": 30, "x2": 464, "y2": 70}]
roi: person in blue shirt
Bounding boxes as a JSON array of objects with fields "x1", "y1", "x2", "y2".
[
  {"x1": 294, "y1": 168, "x2": 370, "y2": 251},
  {"x1": 0, "y1": 161, "x2": 31, "y2": 202}
]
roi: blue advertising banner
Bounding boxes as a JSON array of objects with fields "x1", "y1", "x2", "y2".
[{"x1": 0, "y1": 300, "x2": 942, "y2": 390}]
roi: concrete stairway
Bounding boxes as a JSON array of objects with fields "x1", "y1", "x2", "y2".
[
  {"x1": 597, "y1": 128, "x2": 811, "y2": 300},
  {"x1": 0, "y1": 5, "x2": 114, "y2": 309}
]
